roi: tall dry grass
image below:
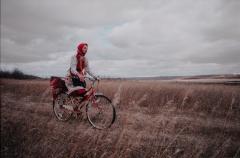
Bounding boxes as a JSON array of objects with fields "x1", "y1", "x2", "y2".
[
  {"x1": 1, "y1": 79, "x2": 240, "y2": 158},
  {"x1": 99, "y1": 80, "x2": 240, "y2": 117}
]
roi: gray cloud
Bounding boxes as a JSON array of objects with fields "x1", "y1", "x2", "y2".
[
  {"x1": 1, "y1": 0, "x2": 240, "y2": 77},
  {"x1": 185, "y1": 40, "x2": 240, "y2": 64}
]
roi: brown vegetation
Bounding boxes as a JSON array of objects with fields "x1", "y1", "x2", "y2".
[{"x1": 1, "y1": 79, "x2": 240, "y2": 158}]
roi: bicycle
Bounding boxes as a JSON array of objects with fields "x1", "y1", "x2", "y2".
[{"x1": 50, "y1": 76, "x2": 116, "y2": 129}]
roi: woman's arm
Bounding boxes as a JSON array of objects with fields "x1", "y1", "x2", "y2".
[
  {"x1": 70, "y1": 56, "x2": 79, "y2": 75},
  {"x1": 70, "y1": 56, "x2": 84, "y2": 81}
]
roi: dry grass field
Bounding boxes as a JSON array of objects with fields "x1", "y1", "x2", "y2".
[{"x1": 1, "y1": 78, "x2": 240, "y2": 158}]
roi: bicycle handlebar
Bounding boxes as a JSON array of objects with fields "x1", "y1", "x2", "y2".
[
  {"x1": 84, "y1": 76, "x2": 100, "y2": 89},
  {"x1": 84, "y1": 76, "x2": 99, "y2": 82}
]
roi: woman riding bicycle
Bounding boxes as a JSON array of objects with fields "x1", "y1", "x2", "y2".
[
  {"x1": 52, "y1": 42, "x2": 115, "y2": 128},
  {"x1": 65, "y1": 42, "x2": 98, "y2": 95}
]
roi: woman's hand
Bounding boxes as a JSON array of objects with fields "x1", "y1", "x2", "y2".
[
  {"x1": 95, "y1": 76, "x2": 100, "y2": 82},
  {"x1": 78, "y1": 74, "x2": 85, "y2": 82}
]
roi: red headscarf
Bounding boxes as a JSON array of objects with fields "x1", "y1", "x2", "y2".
[
  {"x1": 77, "y1": 43, "x2": 88, "y2": 56},
  {"x1": 76, "y1": 42, "x2": 88, "y2": 74}
]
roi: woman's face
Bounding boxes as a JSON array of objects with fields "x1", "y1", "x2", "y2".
[{"x1": 82, "y1": 45, "x2": 88, "y2": 55}]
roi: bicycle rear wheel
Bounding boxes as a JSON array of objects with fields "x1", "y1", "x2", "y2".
[
  {"x1": 53, "y1": 93, "x2": 72, "y2": 121},
  {"x1": 86, "y1": 94, "x2": 116, "y2": 129}
]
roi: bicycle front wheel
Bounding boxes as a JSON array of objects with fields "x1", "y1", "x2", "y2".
[{"x1": 86, "y1": 94, "x2": 116, "y2": 129}]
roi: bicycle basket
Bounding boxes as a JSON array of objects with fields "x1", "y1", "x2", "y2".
[{"x1": 50, "y1": 76, "x2": 68, "y2": 99}]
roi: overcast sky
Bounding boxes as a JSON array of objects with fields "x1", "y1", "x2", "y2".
[{"x1": 1, "y1": 0, "x2": 240, "y2": 77}]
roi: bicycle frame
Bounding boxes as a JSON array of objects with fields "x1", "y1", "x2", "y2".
[{"x1": 70, "y1": 77, "x2": 99, "y2": 113}]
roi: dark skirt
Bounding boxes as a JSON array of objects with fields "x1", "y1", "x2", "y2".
[{"x1": 72, "y1": 77, "x2": 86, "y2": 88}]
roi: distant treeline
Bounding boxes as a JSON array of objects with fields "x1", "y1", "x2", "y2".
[{"x1": 0, "y1": 69, "x2": 40, "y2": 79}]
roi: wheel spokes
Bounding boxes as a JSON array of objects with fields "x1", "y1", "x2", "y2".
[{"x1": 53, "y1": 94, "x2": 72, "y2": 121}]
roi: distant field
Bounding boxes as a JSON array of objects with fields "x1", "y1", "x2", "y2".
[
  {"x1": 175, "y1": 78, "x2": 240, "y2": 85},
  {"x1": 1, "y1": 78, "x2": 240, "y2": 158}
]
